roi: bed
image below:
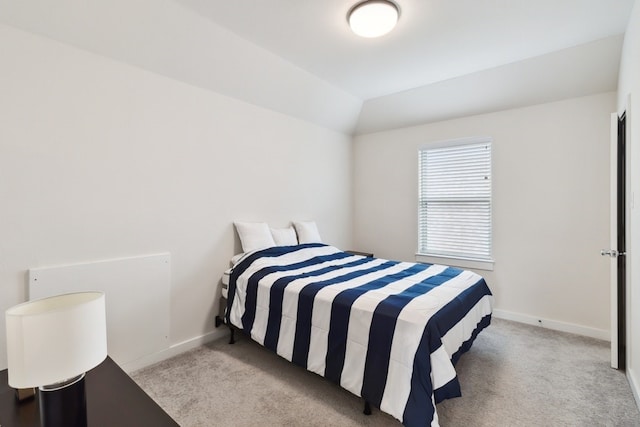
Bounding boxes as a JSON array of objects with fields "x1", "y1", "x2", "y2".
[{"x1": 223, "y1": 243, "x2": 493, "y2": 427}]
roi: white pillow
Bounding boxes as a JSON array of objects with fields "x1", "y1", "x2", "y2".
[
  {"x1": 270, "y1": 227, "x2": 298, "y2": 246},
  {"x1": 293, "y1": 221, "x2": 322, "y2": 243},
  {"x1": 234, "y1": 222, "x2": 276, "y2": 252}
]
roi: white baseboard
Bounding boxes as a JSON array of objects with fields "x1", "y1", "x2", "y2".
[
  {"x1": 492, "y1": 309, "x2": 610, "y2": 341},
  {"x1": 118, "y1": 311, "x2": 611, "y2": 373},
  {"x1": 628, "y1": 368, "x2": 640, "y2": 411},
  {"x1": 121, "y1": 327, "x2": 228, "y2": 373}
]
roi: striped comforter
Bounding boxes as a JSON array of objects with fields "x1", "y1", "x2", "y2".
[{"x1": 226, "y1": 243, "x2": 493, "y2": 426}]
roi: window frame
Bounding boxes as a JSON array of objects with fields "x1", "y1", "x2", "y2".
[{"x1": 415, "y1": 136, "x2": 494, "y2": 271}]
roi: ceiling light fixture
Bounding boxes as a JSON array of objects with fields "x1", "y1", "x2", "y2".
[{"x1": 348, "y1": 0, "x2": 399, "y2": 38}]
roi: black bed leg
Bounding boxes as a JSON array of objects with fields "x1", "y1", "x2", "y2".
[
  {"x1": 229, "y1": 325, "x2": 235, "y2": 344},
  {"x1": 215, "y1": 315, "x2": 236, "y2": 344},
  {"x1": 363, "y1": 401, "x2": 372, "y2": 415}
]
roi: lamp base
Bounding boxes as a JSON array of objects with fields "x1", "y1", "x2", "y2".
[{"x1": 39, "y1": 374, "x2": 87, "y2": 427}]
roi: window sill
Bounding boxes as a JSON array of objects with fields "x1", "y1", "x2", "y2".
[{"x1": 415, "y1": 253, "x2": 494, "y2": 271}]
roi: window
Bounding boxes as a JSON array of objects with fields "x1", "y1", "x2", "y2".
[{"x1": 417, "y1": 137, "x2": 493, "y2": 270}]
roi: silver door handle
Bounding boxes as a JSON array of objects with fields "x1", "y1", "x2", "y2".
[{"x1": 601, "y1": 249, "x2": 626, "y2": 257}]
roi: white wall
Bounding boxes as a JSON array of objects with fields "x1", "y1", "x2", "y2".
[
  {"x1": 353, "y1": 93, "x2": 615, "y2": 338},
  {"x1": 0, "y1": 24, "x2": 353, "y2": 370},
  {"x1": 617, "y1": 0, "x2": 640, "y2": 406}
]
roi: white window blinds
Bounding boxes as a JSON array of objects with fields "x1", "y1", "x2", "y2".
[{"x1": 418, "y1": 139, "x2": 492, "y2": 261}]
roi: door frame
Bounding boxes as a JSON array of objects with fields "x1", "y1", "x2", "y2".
[{"x1": 610, "y1": 111, "x2": 627, "y2": 369}]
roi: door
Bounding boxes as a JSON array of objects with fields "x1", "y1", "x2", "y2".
[{"x1": 602, "y1": 112, "x2": 626, "y2": 369}]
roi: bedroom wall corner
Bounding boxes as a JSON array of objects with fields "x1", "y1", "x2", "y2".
[{"x1": 352, "y1": 92, "x2": 615, "y2": 339}]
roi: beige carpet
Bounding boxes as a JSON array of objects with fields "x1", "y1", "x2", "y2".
[{"x1": 132, "y1": 319, "x2": 640, "y2": 426}]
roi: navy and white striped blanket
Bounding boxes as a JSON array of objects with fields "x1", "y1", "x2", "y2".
[{"x1": 226, "y1": 243, "x2": 493, "y2": 426}]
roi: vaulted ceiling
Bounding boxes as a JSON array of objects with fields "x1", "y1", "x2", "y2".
[
  {"x1": 0, "y1": 0, "x2": 634, "y2": 134},
  {"x1": 179, "y1": 0, "x2": 632, "y2": 100}
]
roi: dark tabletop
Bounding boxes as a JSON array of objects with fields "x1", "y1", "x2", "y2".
[{"x1": 0, "y1": 356, "x2": 178, "y2": 427}]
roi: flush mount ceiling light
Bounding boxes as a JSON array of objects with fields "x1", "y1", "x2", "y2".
[{"x1": 348, "y1": 0, "x2": 399, "y2": 38}]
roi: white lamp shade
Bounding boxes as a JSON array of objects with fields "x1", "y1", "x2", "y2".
[
  {"x1": 348, "y1": 0, "x2": 399, "y2": 38},
  {"x1": 6, "y1": 292, "x2": 107, "y2": 389}
]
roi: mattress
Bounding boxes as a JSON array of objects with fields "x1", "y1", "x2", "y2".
[{"x1": 221, "y1": 268, "x2": 231, "y2": 299}]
